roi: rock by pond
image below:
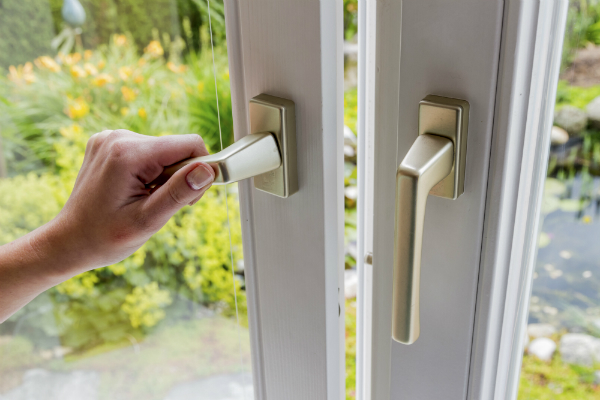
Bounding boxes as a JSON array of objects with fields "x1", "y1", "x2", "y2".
[
  {"x1": 551, "y1": 126, "x2": 569, "y2": 145},
  {"x1": 559, "y1": 333, "x2": 600, "y2": 366},
  {"x1": 555, "y1": 105, "x2": 588, "y2": 135},
  {"x1": 587, "y1": 96, "x2": 600, "y2": 130},
  {"x1": 528, "y1": 337, "x2": 557, "y2": 361}
]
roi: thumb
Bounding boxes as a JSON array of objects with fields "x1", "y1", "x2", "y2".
[{"x1": 144, "y1": 162, "x2": 215, "y2": 220}]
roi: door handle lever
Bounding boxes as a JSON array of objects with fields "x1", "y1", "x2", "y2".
[
  {"x1": 150, "y1": 94, "x2": 297, "y2": 198},
  {"x1": 392, "y1": 95, "x2": 469, "y2": 344},
  {"x1": 151, "y1": 131, "x2": 281, "y2": 186}
]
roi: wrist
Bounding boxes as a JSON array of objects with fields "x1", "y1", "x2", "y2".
[{"x1": 31, "y1": 214, "x2": 95, "y2": 283}]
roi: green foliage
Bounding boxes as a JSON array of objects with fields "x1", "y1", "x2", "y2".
[
  {"x1": 0, "y1": 35, "x2": 232, "y2": 175},
  {"x1": 46, "y1": 0, "x2": 226, "y2": 54},
  {"x1": 344, "y1": 0, "x2": 358, "y2": 41},
  {"x1": 0, "y1": 336, "x2": 40, "y2": 373},
  {"x1": 0, "y1": 39, "x2": 241, "y2": 351},
  {"x1": 556, "y1": 80, "x2": 600, "y2": 109},
  {"x1": 519, "y1": 354, "x2": 600, "y2": 399},
  {"x1": 344, "y1": 88, "x2": 358, "y2": 133},
  {"x1": 345, "y1": 299, "x2": 356, "y2": 399},
  {"x1": 0, "y1": 0, "x2": 55, "y2": 69},
  {"x1": 0, "y1": 173, "x2": 61, "y2": 243}
]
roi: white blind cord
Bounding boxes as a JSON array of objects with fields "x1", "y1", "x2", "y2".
[{"x1": 207, "y1": 2, "x2": 248, "y2": 398}]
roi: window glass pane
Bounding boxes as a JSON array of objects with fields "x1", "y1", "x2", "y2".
[
  {"x1": 343, "y1": 1, "x2": 358, "y2": 400},
  {"x1": 0, "y1": 1, "x2": 253, "y2": 399},
  {"x1": 518, "y1": 1, "x2": 600, "y2": 397}
]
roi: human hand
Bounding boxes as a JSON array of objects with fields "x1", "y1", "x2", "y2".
[{"x1": 51, "y1": 129, "x2": 215, "y2": 275}]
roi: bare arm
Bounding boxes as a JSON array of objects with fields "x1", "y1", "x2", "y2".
[{"x1": 0, "y1": 129, "x2": 216, "y2": 322}]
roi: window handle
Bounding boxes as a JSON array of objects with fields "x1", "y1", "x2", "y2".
[
  {"x1": 152, "y1": 131, "x2": 281, "y2": 186},
  {"x1": 393, "y1": 95, "x2": 469, "y2": 344},
  {"x1": 150, "y1": 94, "x2": 297, "y2": 198}
]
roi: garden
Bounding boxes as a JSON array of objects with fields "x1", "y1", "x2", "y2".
[
  {"x1": 516, "y1": 1, "x2": 600, "y2": 398},
  {"x1": 14, "y1": 0, "x2": 600, "y2": 399},
  {"x1": 0, "y1": 1, "x2": 249, "y2": 399},
  {"x1": 0, "y1": 0, "x2": 362, "y2": 399}
]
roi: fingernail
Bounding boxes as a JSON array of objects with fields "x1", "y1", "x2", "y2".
[{"x1": 186, "y1": 163, "x2": 214, "y2": 190}]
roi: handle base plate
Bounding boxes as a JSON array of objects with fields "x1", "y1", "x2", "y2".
[
  {"x1": 419, "y1": 95, "x2": 469, "y2": 199},
  {"x1": 249, "y1": 94, "x2": 298, "y2": 198}
]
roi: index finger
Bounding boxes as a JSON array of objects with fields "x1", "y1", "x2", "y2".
[{"x1": 135, "y1": 134, "x2": 211, "y2": 184}]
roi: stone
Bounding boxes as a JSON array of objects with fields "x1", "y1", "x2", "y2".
[
  {"x1": 344, "y1": 125, "x2": 357, "y2": 147},
  {"x1": 554, "y1": 105, "x2": 587, "y2": 135},
  {"x1": 588, "y1": 97, "x2": 600, "y2": 130},
  {"x1": 551, "y1": 126, "x2": 569, "y2": 145},
  {"x1": 345, "y1": 269, "x2": 358, "y2": 299},
  {"x1": 343, "y1": 126, "x2": 357, "y2": 159},
  {"x1": 164, "y1": 372, "x2": 253, "y2": 400},
  {"x1": 344, "y1": 144, "x2": 356, "y2": 158},
  {"x1": 345, "y1": 185, "x2": 358, "y2": 201},
  {"x1": 527, "y1": 323, "x2": 557, "y2": 339},
  {"x1": 528, "y1": 337, "x2": 556, "y2": 361},
  {"x1": 559, "y1": 333, "x2": 600, "y2": 366},
  {"x1": 2, "y1": 368, "x2": 99, "y2": 400}
]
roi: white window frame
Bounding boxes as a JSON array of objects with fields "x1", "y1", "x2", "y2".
[
  {"x1": 224, "y1": 1, "x2": 345, "y2": 399},
  {"x1": 355, "y1": 0, "x2": 568, "y2": 398}
]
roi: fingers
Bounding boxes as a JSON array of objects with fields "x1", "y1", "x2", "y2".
[
  {"x1": 147, "y1": 134, "x2": 210, "y2": 167},
  {"x1": 142, "y1": 162, "x2": 215, "y2": 223},
  {"x1": 84, "y1": 130, "x2": 211, "y2": 185}
]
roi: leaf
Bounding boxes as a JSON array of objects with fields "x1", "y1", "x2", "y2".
[
  {"x1": 544, "y1": 178, "x2": 566, "y2": 196},
  {"x1": 541, "y1": 195, "x2": 561, "y2": 214},
  {"x1": 559, "y1": 199, "x2": 588, "y2": 212},
  {"x1": 538, "y1": 232, "x2": 551, "y2": 248}
]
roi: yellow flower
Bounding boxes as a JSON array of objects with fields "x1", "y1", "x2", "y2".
[
  {"x1": 35, "y1": 56, "x2": 60, "y2": 72},
  {"x1": 177, "y1": 78, "x2": 184, "y2": 86},
  {"x1": 118, "y1": 66, "x2": 133, "y2": 81},
  {"x1": 120, "y1": 107, "x2": 129, "y2": 116},
  {"x1": 91, "y1": 73, "x2": 113, "y2": 87},
  {"x1": 121, "y1": 86, "x2": 137, "y2": 102},
  {"x1": 583, "y1": 215, "x2": 592, "y2": 224},
  {"x1": 167, "y1": 61, "x2": 186, "y2": 73},
  {"x1": 144, "y1": 40, "x2": 164, "y2": 58},
  {"x1": 97, "y1": 59, "x2": 106, "y2": 70},
  {"x1": 138, "y1": 107, "x2": 147, "y2": 119},
  {"x1": 138, "y1": 58, "x2": 147, "y2": 67},
  {"x1": 134, "y1": 75, "x2": 144, "y2": 84},
  {"x1": 64, "y1": 53, "x2": 82, "y2": 66},
  {"x1": 70, "y1": 65, "x2": 87, "y2": 78},
  {"x1": 114, "y1": 34, "x2": 127, "y2": 47},
  {"x1": 7, "y1": 63, "x2": 36, "y2": 84},
  {"x1": 84, "y1": 63, "x2": 98, "y2": 76},
  {"x1": 59, "y1": 124, "x2": 84, "y2": 139},
  {"x1": 197, "y1": 81, "x2": 205, "y2": 92},
  {"x1": 66, "y1": 97, "x2": 90, "y2": 119},
  {"x1": 84, "y1": 50, "x2": 93, "y2": 60}
]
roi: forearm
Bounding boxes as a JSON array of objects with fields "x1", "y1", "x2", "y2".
[{"x1": 0, "y1": 216, "x2": 86, "y2": 322}]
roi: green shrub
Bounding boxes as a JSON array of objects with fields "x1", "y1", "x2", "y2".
[
  {"x1": 0, "y1": 35, "x2": 232, "y2": 175},
  {"x1": 0, "y1": 0, "x2": 55, "y2": 69},
  {"x1": 0, "y1": 38, "x2": 241, "y2": 351},
  {"x1": 556, "y1": 80, "x2": 600, "y2": 109},
  {"x1": 47, "y1": 0, "x2": 225, "y2": 54}
]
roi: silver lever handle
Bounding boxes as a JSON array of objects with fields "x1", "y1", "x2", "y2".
[
  {"x1": 150, "y1": 132, "x2": 281, "y2": 186},
  {"x1": 150, "y1": 93, "x2": 298, "y2": 198},
  {"x1": 392, "y1": 95, "x2": 469, "y2": 344}
]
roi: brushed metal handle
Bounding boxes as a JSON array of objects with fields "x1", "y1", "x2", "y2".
[
  {"x1": 393, "y1": 135, "x2": 453, "y2": 344},
  {"x1": 150, "y1": 132, "x2": 281, "y2": 186},
  {"x1": 392, "y1": 95, "x2": 469, "y2": 345},
  {"x1": 150, "y1": 93, "x2": 297, "y2": 198}
]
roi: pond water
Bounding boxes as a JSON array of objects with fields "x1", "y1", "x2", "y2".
[{"x1": 529, "y1": 174, "x2": 600, "y2": 332}]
